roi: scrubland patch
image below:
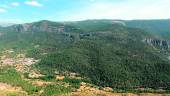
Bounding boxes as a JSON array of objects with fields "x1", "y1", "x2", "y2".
[{"x1": 0, "y1": 82, "x2": 27, "y2": 96}]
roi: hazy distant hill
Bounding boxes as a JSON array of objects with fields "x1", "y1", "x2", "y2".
[
  {"x1": 125, "y1": 19, "x2": 170, "y2": 39},
  {"x1": 0, "y1": 23, "x2": 15, "y2": 27}
]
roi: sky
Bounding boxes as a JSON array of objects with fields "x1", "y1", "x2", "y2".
[{"x1": 0, "y1": 0, "x2": 170, "y2": 24}]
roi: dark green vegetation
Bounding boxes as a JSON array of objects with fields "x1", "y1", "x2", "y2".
[{"x1": 0, "y1": 19, "x2": 170, "y2": 92}]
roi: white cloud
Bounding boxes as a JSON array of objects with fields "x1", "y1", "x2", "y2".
[
  {"x1": 0, "y1": 8, "x2": 7, "y2": 13},
  {"x1": 64, "y1": 0, "x2": 170, "y2": 20},
  {"x1": 25, "y1": 1, "x2": 43, "y2": 7},
  {"x1": 11, "y1": 2, "x2": 20, "y2": 7}
]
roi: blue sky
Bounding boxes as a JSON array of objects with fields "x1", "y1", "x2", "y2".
[{"x1": 0, "y1": 0, "x2": 170, "y2": 23}]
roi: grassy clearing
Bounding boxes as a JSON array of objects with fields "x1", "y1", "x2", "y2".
[
  {"x1": 0, "y1": 68, "x2": 74, "y2": 96},
  {"x1": 0, "y1": 90, "x2": 26, "y2": 96},
  {"x1": 0, "y1": 68, "x2": 40, "y2": 95}
]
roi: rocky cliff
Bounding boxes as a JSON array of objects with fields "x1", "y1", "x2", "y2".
[
  {"x1": 9, "y1": 20, "x2": 74, "y2": 33},
  {"x1": 144, "y1": 38, "x2": 170, "y2": 48}
]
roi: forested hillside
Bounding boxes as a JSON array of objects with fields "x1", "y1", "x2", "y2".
[{"x1": 0, "y1": 20, "x2": 170, "y2": 95}]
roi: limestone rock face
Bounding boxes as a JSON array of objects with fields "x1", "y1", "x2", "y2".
[
  {"x1": 9, "y1": 20, "x2": 74, "y2": 33},
  {"x1": 144, "y1": 38, "x2": 170, "y2": 48}
]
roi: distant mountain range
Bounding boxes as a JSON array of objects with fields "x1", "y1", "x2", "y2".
[
  {"x1": 3, "y1": 19, "x2": 170, "y2": 38},
  {"x1": 0, "y1": 22, "x2": 15, "y2": 27}
]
